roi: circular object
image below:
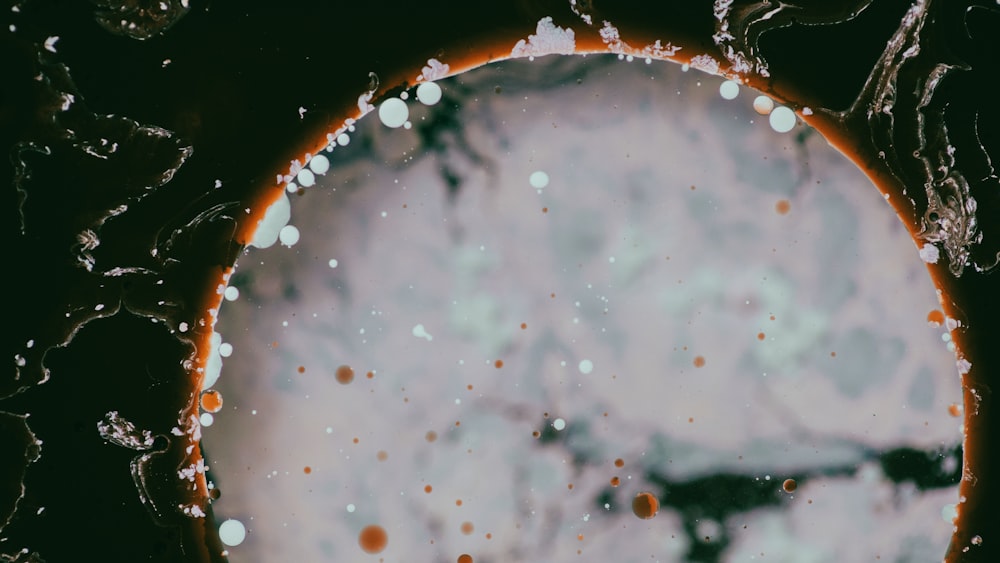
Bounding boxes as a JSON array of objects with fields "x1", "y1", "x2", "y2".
[
  {"x1": 529, "y1": 170, "x2": 549, "y2": 189},
  {"x1": 416, "y1": 81, "x2": 443, "y2": 105},
  {"x1": 358, "y1": 524, "x2": 388, "y2": 554},
  {"x1": 769, "y1": 105, "x2": 796, "y2": 133},
  {"x1": 218, "y1": 519, "x2": 247, "y2": 547},
  {"x1": 335, "y1": 364, "x2": 355, "y2": 384},
  {"x1": 378, "y1": 97, "x2": 409, "y2": 128},
  {"x1": 719, "y1": 80, "x2": 739, "y2": 100},
  {"x1": 632, "y1": 491, "x2": 659, "y2": 519}
]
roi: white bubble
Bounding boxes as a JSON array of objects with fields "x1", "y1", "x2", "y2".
[
  {"x1": 296, "y1": 168, "x2": 315, "y2": 187},
  {"x1": 279, "y1": 225, "x2": 300, "y2": 247},
  {"x1": 219, "y1": 519, "x2": 247, "y2": 546},
  {"x1": 412, "y1": 323, "x2": 433, "y2": 341},
  {"x1": 769, "y1": 106, "x2": 796, "y2": 133},
  {"x1": 219, "y1": 342, "x2": 233, "y2": 357},
  {"x1": 309, "y1": 154, "x2": 330, "y2": 175},
  {"x1": 416, "y1": 81, "x2": 443, "y2": 105},
  {"x1": 378, "y1": 97, "x2": 409, "y2": 128},
  {"x1": 328, "y1": 258, "x2": 339, "y2": 268},
  {"x1": 336, "y1": 133, "x2": 350, "y2": 146},
  {"x1": 553, "y1": 418, "x2": 566, "y2": 431},
  {"x1": 753, "y1": 95, "x2": 774, "y2": 115},
  {"x1": 200, "y1": 412, "x2": 214, "y2": 426},
  {"x1": 719, "y1": 80, "x2": 739, "y2": 100},
  {"x1": 346, "y1": 504, "x2": 356, "y2": 513},
  {"x1": 223, "y1": 286, "x2": 240, "y2": 301},
  {"x1": 529, "y1": 171, "x2": 550, "y2": 189},
  {"x1": 578, "y1": 359, "x2": 593, "y2": 374}
]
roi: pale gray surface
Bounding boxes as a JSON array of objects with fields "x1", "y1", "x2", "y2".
[{"x1": 205, "y1": 55, "x2": 961, "y2": 562}]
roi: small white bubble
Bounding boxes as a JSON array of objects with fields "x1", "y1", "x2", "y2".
[
  {"x1": 336, "y1": 133, "x2": 350, "y2": 146},
  {"x1": 309, "y1": 154, "x2": 330, "y2": 175},
  {"x1": 346, "y1": 504, "x2": 356, "y2": 513},
  {"x1": 378, "y1": 97, "x2": 409, "y2": 128},
  {"x1": 529, "y1": 171, "x2": 550, "y2": 189},
  {"x1": 719, "y1": 80, "x2": 739, "y2": 100},
  {"x1": 412, "y1": 324, "x2": 433, "y2": 341},
  {"x1": 553, "y1": 418, "x2": 566, "y2": 431},
  {"x1": 328, "y1": 258, "x2": 339, "y2": 268},
  {"x1": 200, "y1": 413, "x2": 214, "y2": 426},
  {"x1": 416, "y1": 81, "x2": 443, "y2": 105},
  {"x1": 279, "y1": 225, "x2": 300, "y2": 247},
  {"x1": 218, "y1": 342, "x2": 233, "y2": 357},
  {"x1": 297, "y1": 168, "x2": 315, "y2": 187},
  {"x1": 223, "y1": 286, "x2": 240, "y2": 301},
  {"x1": 753, "y1": 95, "x2": 774, "y2": 115},
  {"x1": 178, "y1": 322, "x2": 189, "y2": 333},
  {"x1": 578, "y1": 359, "x2": 593, "y2": 374},
  {"x1": 219, "y1": 519, "x2": 247, "y2": 546},
  {"x1": 769, "y1": 106, "x2": 796, "y2": 133}
]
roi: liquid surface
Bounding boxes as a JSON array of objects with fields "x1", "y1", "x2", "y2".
[{"x1": 206, "y1": 56, "x2": 960, "y2": 562}]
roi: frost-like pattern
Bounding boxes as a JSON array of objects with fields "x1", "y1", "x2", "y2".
[
  {"x1": 710, "y1": 0, "x2": 772, "y2": 77},
  {"x1": 918, "y1": 242, "x2": 940, "y2": 263},
  {"x1": 569, "y1": 0, "x2": 593, "y2": 25},
  {"x1": 599, "y1": 21, "x2": 626, "y2": 52},
  {"x1": 859, "y1": 0, "x2": 989, "y2": 276},
  {"x1": 641, "y1": 39, "x2": 681, "y2": 59},
  {"x1": 689, "y1": 54, "x2": 721, "y2": 75},
  {"x1": 511, "y1": 17, "x2": 576, "y2": 58},
  {"x1": 419, "y1": 58, "x2": 450, "y2": 82}
]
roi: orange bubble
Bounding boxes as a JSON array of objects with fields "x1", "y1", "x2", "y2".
[
  {"x1": 425, "y1": 431, "x2": 438, "y2": 442},
  {"x1": 610, "y1": 476, "x2": 621, "y2": 487},
  {"x1": 461, "y1": 521, "x2": 475, "y2": 535},
  {"x1": 376, "y1": 450, "x2": 388, "y2": 462},
  {"x1": 303, "y1": 466, "x2": 312, "y2": 474},
  {"x1": 614, "y1": 458, "x2": 625, "y2": 468},
  {"x1": 455, "y1": 499, "x2": 463, "y2": 506},
  {"x1": 457, "y1": 555, "x2": 473, "y2": 563},
  {"x1": 927, "y1": 309, "x2": 945, "y2": 326},
  {"x1": 632, "y1": 492, "x2": 659, "y2": 519},
  {"x1": 520, "y1": 323, "x2": 527, "y2": 329},
  {"x1": 297, "y1": 365, "x2": 305, "y2": 373},
  {"x1": 693, "y1": 356, "x2": 706, "y2": 368},
  {"x1": 200, "y1": 390, "x2": 223, "y2": 413},
  {"x1": 494, "y1": 359, "x2": 504, "y2": 368},
  {"x1": 782, "y1": 478, "x2": 797, "y2": 493},
  {"x1": 358, "y1": 524, "x2": 388, "y2": 554},
  {"x1": 542, "y1": 207, "x2": 549, "y2": 213},
  {"x1": 424, "y1": 485, "x2": 433, "y2": 493},
  {"x1": 775, "y1": 199, "x2": 791, "y2": 215},
  {"x1": 948, "y1": 403, "x2": 962, "y2": 417},
  {"x1": 335, "y1": 364, "x2": 355, "y2": 384},
  {"x1": 757, "y1": 332, "x2": 765, "y2": 341},
  {"x1": 366, "y1": 370, "x2": 374, "y2": 379}
]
